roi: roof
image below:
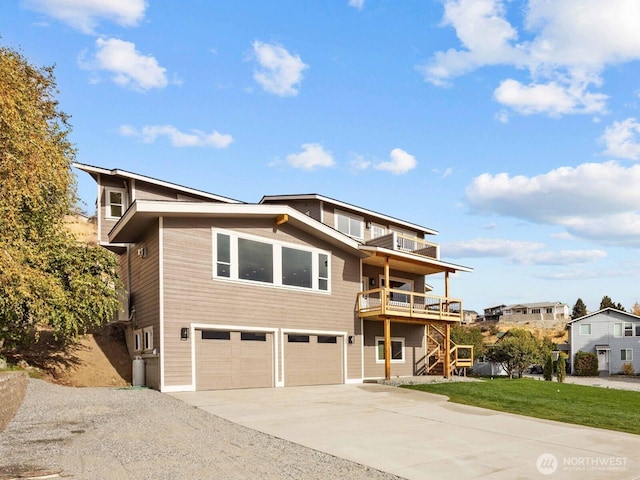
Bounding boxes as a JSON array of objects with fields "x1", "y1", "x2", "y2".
[
  {"x1": 504, "y1": 302, "x2": 568, "y2": 309},
  {"x1": 260, "y1": 194, "x2": 439, "y2": 236},
  {"x1": 109, "y1": 200, "x2": 367, "y2": 257},
  {"x1": 73, "y1": 162, "x2": 244, "y2": 205},
  {"x1": 359, "y1": 244, "x2": 472, "y2": 275},
  {"x1": 566, "y1": 307, "x2": 640, "y2": 325}
]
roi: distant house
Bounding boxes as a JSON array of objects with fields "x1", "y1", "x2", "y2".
[
  {"x1": 483, "y1": 305, "x2": 505, "y2": 322},
  {"x1": 462, "y1": 310, "x2": 479, "y2": 325},
  {"x1": 482, "y1": 302, "x2": 569, "y2": 328},
  {"x1": 568, "y1": 308, "x2": 640, "y2": 375}
]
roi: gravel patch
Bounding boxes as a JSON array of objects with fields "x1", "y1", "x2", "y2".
[
  {"x1": 0, "y1": 379, "x2": 403, "y2": 480},
  {"x1": 377, "y1": 375, "x2": 482, "y2": 387}
]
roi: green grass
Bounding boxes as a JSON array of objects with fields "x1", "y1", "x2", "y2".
[{"x1": 402, "y1": 378, "x2": 640, "y2": 435}]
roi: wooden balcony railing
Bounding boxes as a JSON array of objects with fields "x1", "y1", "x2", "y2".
[
  {"x1": 365, "y1": 232, "x2": 439, "y2": 259},
  {"x1": 357, "y1": 287, "x2": 463, "y2": 322}
]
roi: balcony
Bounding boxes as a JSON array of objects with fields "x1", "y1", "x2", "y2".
[
  {"x1": 365, "y1": 232, "x2": 439, "y2": 259},
  {"x1": 357, "y1": 287, "x2": 463, "y2": 322}
]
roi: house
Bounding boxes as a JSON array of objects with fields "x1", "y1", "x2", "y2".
[
  {"x1": 568, "y1": 308, "x2": 640, "y2": 375},
  {"x1": 483, "y1": 305, "x2": 505, "y2": 322},
  {"x1": 75, "y1": 163, "x2": 473, "y2": 392},
  {"x1": 501, "y1": 302, "x2": 569, "y2": 326},
  {"x1": 462, "y1": 310, "x2": 479, "y2": 325}
]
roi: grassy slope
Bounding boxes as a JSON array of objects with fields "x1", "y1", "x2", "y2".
[{"x1": 403, "y1": 378, "x2": 640, "y2": 435}]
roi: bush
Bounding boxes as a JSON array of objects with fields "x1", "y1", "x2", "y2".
[
  {"x1": 543, "y1": 354, "x2": 553, "y2": 381},
  {"x1": 557, "y1": 352, "x2": 567, "y2": 383},
  {"x1": 574, "y1": 351, "x2": 598, "y2": 376},
  {"x1": 621, "y1": 363, "x2": 635, "y2": 376}
]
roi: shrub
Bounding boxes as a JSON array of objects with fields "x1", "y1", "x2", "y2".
[
  {"x1": 621, "y1": 362, "x2": 635, "y2": 376},
  {"x1": 574, "y1": 351, "x2": 598, "y2": 376},
  {"x1": 543, "y1": 354, "x2": 553, "y2": 381},
  {"x1": 557, "y1": 352, "x2": 567, "y2": 383}
]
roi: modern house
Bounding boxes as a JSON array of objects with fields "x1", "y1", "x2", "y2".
[
  {"x1": 75, "y1": 163, "x2": 473, "y2": 392},
  {"x1": 483, "y1": 302, "x2": 569, "y2": 327},
  {"x1": 568, "y1": 308, "x2": 640, "y2": 375}
]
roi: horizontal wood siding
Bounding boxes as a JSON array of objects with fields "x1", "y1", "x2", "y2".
[
  {"x1": 99, "y1": 177, "x2": 129, "y2": 242},
  {"x1": 363, "y1": 320, "x2": 426, "y2": 378},
  {"x1": 129, "y1": 221, "x2": 160, "y2": 331},
  {"x1": 161, "y1": 217, "x2": 363, "y2": 387},
  {"x1": 362, "y1": 265, "x2": 424, "y2": 292}
]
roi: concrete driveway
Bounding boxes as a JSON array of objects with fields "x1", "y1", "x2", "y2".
[{"x1": 171, "y1": 383, "x2": 640, "y2": 480}]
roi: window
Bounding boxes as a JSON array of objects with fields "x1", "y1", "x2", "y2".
[
  {"x1": 241, "y1": 332, "x2": 266, "y2": 341},
  {"x1": 288, "y1": 335, "x2": 310, "y2": 343},
  {"x1": 371, "y1": 224, "x2": 386, "y2": 239},
  {"x1": 133, "y1": 330, "x2": 142, "y2": 352},
  {"x1": 106, "y1": 188, "x2": 126, "y2": 218},
  {"x1": 202, "y1": 330, "x2": 230, "y2": 340},
  {"x1": 318, "y1": 335, "x2": 337, "y2": 344},
  {"x1": 335, "y1": 211, "x2": 363, "y2": 239},
  {"x1": 143, "y1": 326, "x2": 154, "y2": 351},
  {"x1": 635, "y1": 325, "x2": 640, "y2": 337},
  {"x1": 621, "y1": 349, "x2": 633, "y2": 361},
  {"x1": 213, "y1": 230, "x2": 330, "y2": 292},
  {"x1": 238, "y1": 238, "x2": 273, "y2": 283},
  {"x1": 375, "y1": 337, "x2": 405, "y2": 363},
  {"x1": 531, "y1": 308, "x2": 541, "y2": 314},
  {"x1": 546, "y1": 308, "x2": 553, "y2": 314},
  {"x1": 579, "y1": 324, "x2": 591, "y2": 335},
  {"x1": 391, "y1": 228, "x2": 417, "y2": 251},
  {"x1": 216, "y1": 233, "x2": 231, "y2": 277},
  {"x1": 282, "y1": 247, "x2": 312, "y2": 288},
  {"x1": 614, "y1": 323, "x2": 623, "y2": 337},
  {"x1": 625, "y1": 323, "x2": 634, "y2": 337}
]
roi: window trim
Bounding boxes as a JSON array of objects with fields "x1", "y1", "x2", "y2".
[
  {"x1": 334, "y1": 209, "x2": 364, "y2": 240},
  {"x1": 105, "y1": 187, "x2": 127, "y2": 219},
  {"x1": 579, "y1": 323, "x2": 592, "y2": 335},
  {"x1": 142, "y1": 326, "x2": 154, "y2": 352},
  {"x1": 370, "y1": 223, "x2": 386, "y2": 239},
  {"x1": 133, "y1": 329, "x2": 142, "y2": 352},
  {"x1": 624, "y1": 323, "x2": 634, "y2": 337},
  {"x1": 212, "y1": 228, "x2": 331, "y2": 293},
  {"x1": 375, "y1": 336, "x2": 405, "y2": 364},
  {"x1": 614, "y1": 323, "x2": 623, "y2": 338},
  {"x1": 621, "y1": 348, "x2": 633, "y2": 361}
]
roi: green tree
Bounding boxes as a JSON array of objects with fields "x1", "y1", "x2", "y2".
[
  {"x1": 451, "y1": 324, "x2": 485, "y2": 362},
  {"x1": 556, "y1": 352, "x2": 567, "y2": 383},
  {"x1": 600, "y1": 296, "x2": 625, "y2": 312},
  {"x1": 571, "y1": 298, "x2": 588, "y2": 319},
  {"x1": 0, "y1": 45, "x2": 121, "y2": 349},
  {"x1": 486, "y1": 329, "x2": 543, "y2": 379}
]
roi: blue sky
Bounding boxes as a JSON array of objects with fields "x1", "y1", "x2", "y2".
[{"x1": 2, "y1": 0, "x2": 640, "y2": 313}]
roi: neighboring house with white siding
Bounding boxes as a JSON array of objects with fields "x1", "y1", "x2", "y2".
[
  {"x1": 568, "y1": 308, "x2": 640, "y2": 375},
  {"x1": 75, "y1": 163, "x2": 473, "y2": 392}
]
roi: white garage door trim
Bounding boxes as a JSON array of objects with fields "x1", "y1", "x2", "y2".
[
  {"x1": 190, "y1": 323, "x2": 279, "y2": 390},
  {"x1": 280, "y1": 328, "x2": 347, "y2": 387}
]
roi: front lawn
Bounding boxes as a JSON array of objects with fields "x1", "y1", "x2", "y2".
[{"x1": 403, "y1": 378, "x2": 640, "y2": 435}]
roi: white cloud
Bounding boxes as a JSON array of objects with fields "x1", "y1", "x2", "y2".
[
  {"x1": 348, "y1": 0, "x2": 365, "y2": 10},
  {"x1": 443, "y1": 238, "x2": 606, "y2": 266},
  {"x1": 421, "y1": 0, "x2": 640, "y2": 116},
  {"x1": 601, "y1": 118, "x2": 640, "y2": 160},
  {"x1": 466, "y1": 161, "x2": 640, "y2": 246},
  {"x1": 252, "y1": 41, "x2": 308, "y2": 96},
  {"x1": 119, "y1": 125, "x2": 233, "y2": 148},
  {"x1": 348, "y1": 153, "x2": 372, "y2": 172},
  {"x1": 285, "y1": 143, "x2": 335, "y2": 170},
  {"x1": 494, "y1": 79, "x2": 608, "y2": 116},
  {"x1": 22, "y1": 0, "x2": 146, "y2": 34},
  {"x1": 81, "y1": 38, "x2": 168, "y2": 91},
  {"x1": 374, "y1": 148, "x2": 417, "y2": 175}
]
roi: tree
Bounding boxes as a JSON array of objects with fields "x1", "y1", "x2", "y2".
[
  {"x1": 631, "y1": 302, "x2": 640, "y2": 316},
  {"x1": 571, "y1": 298, "x2": 588, "y2": 320},
  {"x1": 0, "y1": 45, "x2": 121, "y2": 349},
  {"x1": 451, "y1": 324, "x2": 485, "y2": 362},
  {"x1": 599, "y1": 295, "x2": 625, "y2": 312},
  {"x1": 486, "y1": 329, "x2": 544, "y2": 379},
  {"x1": 556, "y1": 352, "x2": 567, "y2": 383}
]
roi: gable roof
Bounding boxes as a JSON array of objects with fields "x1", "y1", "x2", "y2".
[
  {"x1": 566, "y1": 307, "x2": 640, "y2": 324},
  {"x1": 505, "y1": 302, "x2": 568, "y2": 310},
  {"x1": 109, "y1": 200, "x2": 367, "y2": 257},
  {"x1": 260, "y1": 194, "x2": 438, "y2": 236},
  {"x1": 73, "y1": 162, "x2": 243, "y2": 204}
]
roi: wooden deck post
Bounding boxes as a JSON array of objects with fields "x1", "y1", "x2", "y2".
[
  {"x1": 384, "y1": 317, "x2": 391, "y2": 380},
  {"x1": 444, "y1": 323, "x2": 451, "y2": 378}
]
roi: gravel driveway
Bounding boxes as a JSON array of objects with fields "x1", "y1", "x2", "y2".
[{"x1": 0, "y1": 379, "x2": 403, "y2": 480}]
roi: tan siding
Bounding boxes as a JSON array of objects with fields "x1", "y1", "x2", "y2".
[
  {"x1": 161, "y1": 217, "x2": 363, "y2": 387},
  {"x1": 99, "y1": 177, "x2": 129, "y2": 241},
  {"x1": 363, "y1": 320, "x2": 426, "y2": 378},
  {"x1": 129, "y1": 222, "x2": 160, "y2": 331},
  {"x1": 284, "y1": 334, "x2": 343, "y2": 386}
]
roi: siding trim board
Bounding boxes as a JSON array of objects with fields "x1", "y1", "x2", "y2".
[{"x1": 159, "y1": 217, "x2": 165, "y2": 391}]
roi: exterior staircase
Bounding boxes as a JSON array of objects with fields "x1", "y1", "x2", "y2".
[{"x1": 426, "y1": 324, "x2": 473, "y2": 377}]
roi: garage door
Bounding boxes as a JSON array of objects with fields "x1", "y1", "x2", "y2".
[
  {"x1": 195, "y1": 330, "x2": 273, "y2": 390},
  {"x1": 284, "y1": 334, "x2": 343, "y2": 386}
]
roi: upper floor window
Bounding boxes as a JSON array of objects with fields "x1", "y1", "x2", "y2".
[
  {"x1": 546, "y1": 308, "x2": 553, "y2": 314},
  {"x1": 335, "y1": 210, "x2": 363, "y2": 239},
  {"x1": 579, "y1": 324, "x2": 591, "y2": 335},
  {"x1": 371, "y1": 224, "x2": 386, "y2": 239},
  {"x1": 614, "y1": 323, "x2": 623, "y2": 337},
  {"x1": 625, "y1": 323, "x2": 634, "y2": 337},
  {"x1": 213, "y1": 229, "x2": 330, "y2": 292},
  {"x1": 106, "y1": 188, "x2": 126, "y2": 219}
]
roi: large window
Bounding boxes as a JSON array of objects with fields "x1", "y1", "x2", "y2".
[
  {"x1": 335, "y1": 210, "x2": 363, "y2": 239},
  {"x1": 106, "y1": 188, "x2": 126, "y2": 218},
  {"x1": 375, "y1": 337, "x2": 405, "y2": 363},
  {"x1": 213, "y1": 229, "x2": 331, "y2": 292}
]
